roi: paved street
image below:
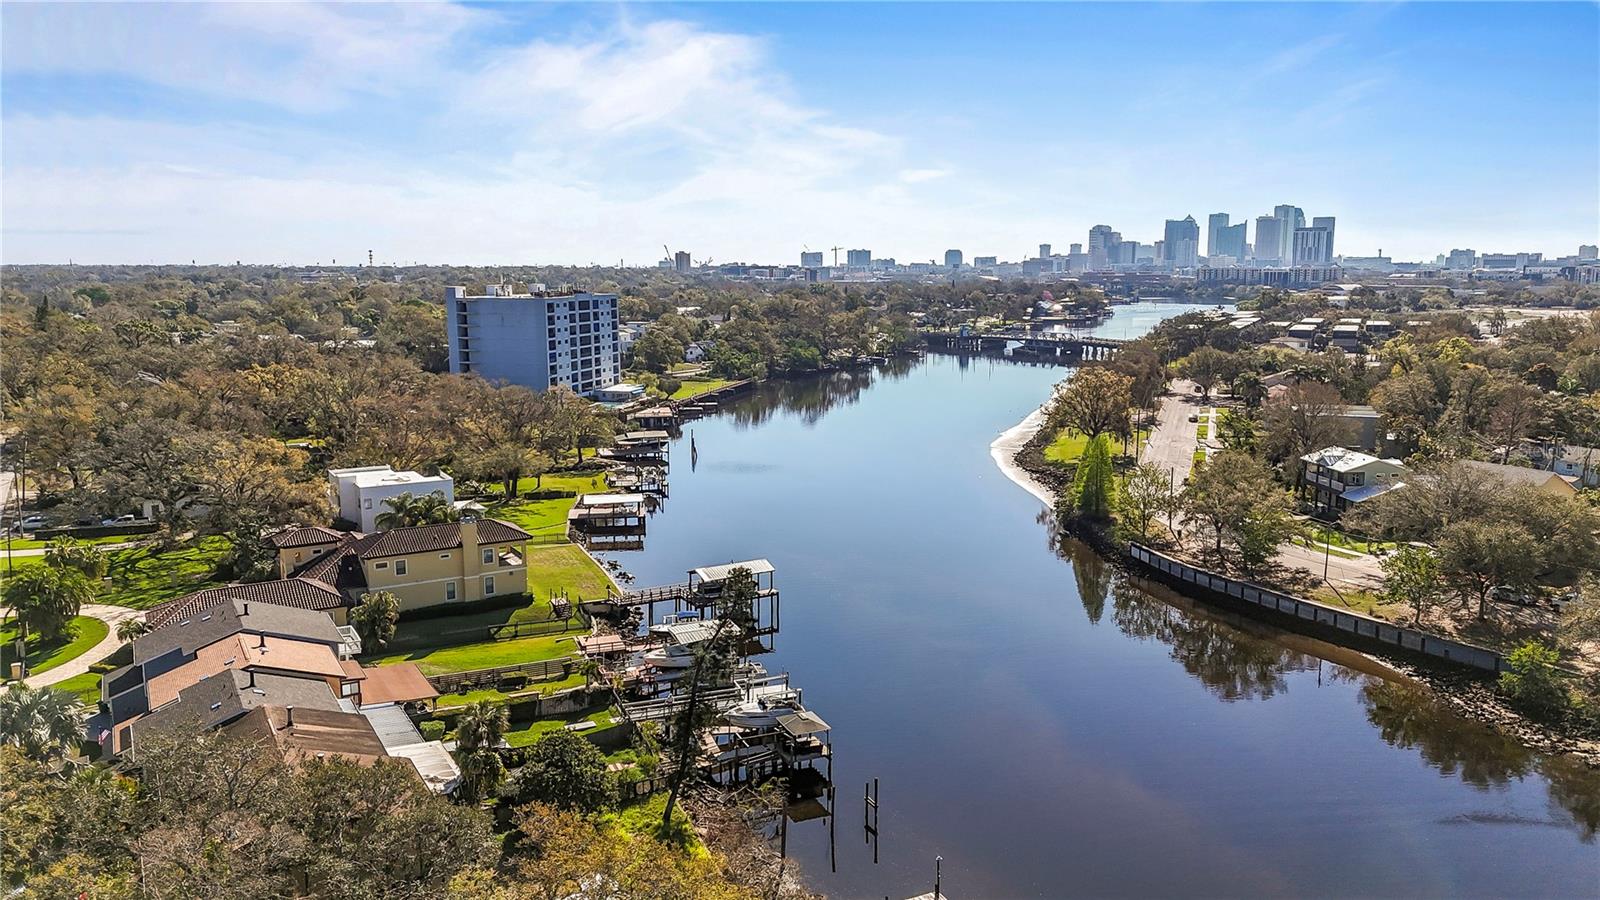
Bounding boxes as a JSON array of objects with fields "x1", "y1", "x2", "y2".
[{"x1": 1139, "y1": 378, "x2": 1204, "y2": 483}]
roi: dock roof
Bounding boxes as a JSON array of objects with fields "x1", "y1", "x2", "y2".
[
  {"x1": 691, "y1": 559, "x2": 775, "y2": 583},
  {"x1": 776, "y1": 709, "x2": 831, "y2": 737}
]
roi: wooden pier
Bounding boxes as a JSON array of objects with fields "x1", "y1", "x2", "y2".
[{"x1": 922, "y1": 327, "x2": 1127, "y2": 362}]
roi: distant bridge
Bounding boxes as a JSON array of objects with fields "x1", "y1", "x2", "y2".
[{"x1": 921, "y1": 328, "x2": 1129, "y2": 361}]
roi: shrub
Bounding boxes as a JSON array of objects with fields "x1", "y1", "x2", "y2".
[
  {"x1": 1498, "y1": 641, "x2": 1570, "y2": 720},
  {"x1": 419, "y1": 720, "x2": 446, "y2": 742}
]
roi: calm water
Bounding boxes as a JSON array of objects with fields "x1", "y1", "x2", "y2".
[{"x1": 602, "y1": 303, "x2": 1599, "y2": 898}]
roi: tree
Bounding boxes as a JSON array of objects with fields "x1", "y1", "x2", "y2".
[
  {"x1": 456, "y1": 700, "x2": 508, "y2": 753},
  {"x1": 631, "y1": 328, "x2": 686, "y2": 373},
  {"x1": 115, "y1": 617, "x2": 150, "y2": 644},
  {"x1": 1498, "y1": 641, "x2": 1570, "y2": 720},
  {"x1": 1115, "y1": 462, "x2": 1177, "y2": 543},
  {"x1": 1069, "y1": 434, "x2": 1115, "y2": 520},
  {"x1": 1047, "y1": 367, "x2": 1132, "y2": 439},
  {"x1": 507, "y1": 730, "x2": 613, "y2": 813},
  {"x1": 44, "y1": 538, "x2": 108, "y2": 581},
  {"x1": 1260, "y1": 382, "x2": 1356, "y2": 466},
  {"x1": 0, "y1": 683, "x2": 82, "y2": 761},
  {"x1": 374, "y1": 490, "x2": 459, "y2": 529},
  {"x1": 1214, "y1": 408, "x2": 1260, "y2": 453},
  {"x1": 1486, "y1": 379, "x2": 1543, "y2": 462},
  {"x1": 5, "y1": 566, "x2": 97, "y2": 643},
  {"x1": 349, "y1": 591, "x2": 400, "y2": 651},
  {"x1": 1380, "y1": 544, "x2": 1445, "y2": 625},
  {"x1": 192, "y1": 435, "x2": 327, "y2": 554},
  {"x1": 84, "y1": 418, "x2": 204, "y2": 539},
  {"x1": 1436, "y1": 519, "x2": 1540, "y2": 618},
  {"x1": 1177, "y1": 347, "x2": 1231, "y2": 399},
  {"x1": 1181, "y1": 451, "x2": 1296, "y2": 571}
]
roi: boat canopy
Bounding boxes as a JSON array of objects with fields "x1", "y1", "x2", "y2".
[{"x1": 691, "y1": 559, "x2": 775, "y2": 583}]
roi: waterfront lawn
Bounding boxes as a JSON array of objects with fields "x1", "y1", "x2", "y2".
[
  {"x1": 1312, "y1": 586, "x2": 1408, "y2": 620},
  {"x1": 526, "y1": 543, "x2": 616, "y2": 601},
  {"x1": 502, "y1": 707, "x2": 619, "y2": 748},
  {"x1": 0, "y1": 615, "x2": 109, "y2": 676},
  {"x1": 1304, "y1": 525, "x2": 1398, "y2": 555},
  {"x1": 484, "y1": 473, "x2": 609, "y2": 539},
  {"x1": 669, "y1": 377, "x2": 735, "y2": 401},
  {"x1": 50, "y1": 672, "x2": 103, "y2": 706},
  {"x1": 363, "y1": 632, "x2": 578, "y2": 676},
  {"x1": 434, "y1": 672, "x2": 587, "y2": 709},
  {"x1": 1044, "y1": 428, "x2": 1150, "y2": 467}
]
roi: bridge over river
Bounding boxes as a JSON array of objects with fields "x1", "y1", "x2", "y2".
[{"x1": 922, "y1": 327, "x2": 1129, "y2": 361}]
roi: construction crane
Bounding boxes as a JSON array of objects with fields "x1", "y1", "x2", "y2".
[
  {"x1": 662, "y1": 244, "x2": 672, "y2": 262},
  {"x1": 830, "y1": 246, "x2": 842, "y2": 267}
]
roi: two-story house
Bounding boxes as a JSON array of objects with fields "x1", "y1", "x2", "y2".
[
  {"x1": 144, "y1": 517, "x2": 533, "y2": 629},
  {"x1": 1298, "y1": 447, "x2": 1408, "y2": 516}
]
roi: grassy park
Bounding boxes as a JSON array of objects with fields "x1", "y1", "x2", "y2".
[{"x1": 668, "y1": 377, "x2": 736, "y2": 400}]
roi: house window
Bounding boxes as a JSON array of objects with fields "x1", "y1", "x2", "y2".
[
  {"x1": 375, "y1": 561, "x2": 388, "y2": 570},
  {"x1": 446, "y1": 582, "x2": 458, "y2": 601},
  {"x1": 1346, "y1": 473, "x2": 1364, "y2": 486},
  {"x1": 394, "y1": 559, "x2": 408, "y2": 576},
  {"x1": 482, "y1": 547, "x2": 495, "y2": 565},
  {"x1": 362, "y1": 498, "x2": 373, "y2": 510},
  {"x1": 341, "y1": 681, "x2": 360, "y2": 698},
  {"x1": 484, "y1": 575, "x2": 496, "y2": 596},
  {"x1": 440, "y1": 552, "x2": 451, "y2": 559}
]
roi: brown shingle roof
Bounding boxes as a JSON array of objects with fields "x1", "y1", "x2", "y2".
[
  {"x1": 269, "y1": 525, "x2": 347, "y2": 549},
  {"x1": 293, "y1": 534, "x2": 379, "y2": 594},
  {"x1": 223, "y1": 705, "x2": 388, "y2": 767},
  {"x1": 145, "y1": 578, "x2": 348, "y2": 630},
  {"x1": 356, "y1": 662, "x2": 439, "y2": 706},
  {"x1": 357, "y1": 519, "x2": 531, "y2": 559}
]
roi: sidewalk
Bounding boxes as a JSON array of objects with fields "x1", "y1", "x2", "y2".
[
  {"x1": 16, "y1": 604, "x2": 142, "y2": 688},
  {"x1": 1140, "y1": 379, "x2": 1204, "y2": 483}
]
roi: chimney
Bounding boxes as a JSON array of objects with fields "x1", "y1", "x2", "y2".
[{"x1": 458, "y1": 517, "x2": 480, "y2": 559}]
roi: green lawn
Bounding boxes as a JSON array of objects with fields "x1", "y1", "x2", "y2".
[
  {"x1": 95, "y1": 537, "x2": 230, "y2": 609},
  {"x1": 434, "y1": 672, "x2": 588, "y2": 709},
  {"x1": 484, "y1": 473, "x2": 609, "y2": 539},
  {"x1": 49, "y1": 672, "x2": 103, "y2": 706},
  {"x1": 4, "y1": 534, "x2": 146, "y2": 551},
  {"x1": 502, "y1": 707, "x2": 619, "y2": 748},
  {"x1": 669, "y1": 378, "x2": 736, "y2": 401},
  {"x1": 1043, "y1": 430, "x2": 1090, "y2": 465},
  {"x1": 364, "y1": 632, "x2": 578, "y2": 676},
  {"x1": 603, "y1": 792, "x2": 704, "y2": 852},
  {"x1": 1291, "y1": 535, "x2": 1363, "y2": 559},
  {"x1": 0, "y1": 615, "x2": 109, "y2": 676},
  {"x1": 526, "y1": 543, "x2": 616, "y2": 601},
  {"x1": 1196, "y1": 423, "x2": 1210, "y2": 439},
  {"x1": 1304, "y1": 525, "x2": 1398, "y2": 555}
]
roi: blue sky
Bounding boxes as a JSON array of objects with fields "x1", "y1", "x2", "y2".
[{"x1": 3, "y1": 2, "x2": 1596, "y2": 265}]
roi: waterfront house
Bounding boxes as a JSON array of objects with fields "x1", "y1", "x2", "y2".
[
  {"x1": 1524, "y1": 442, "x2": 1600, "y2": 488},
  {"x1": 1460, "y1": 460, "x2": 1579, "y2": 496},
  {"x1": 594, "y1": 383, "x2": 647, "y2": 404},
  {"x1": 144, "y1": 518, "x2": 532, "y2": 628},
  {"x1": 1298, "y1": 447, "x2": 1408, "y2": 515},
  {"x1": 328, "y1": 465, "x2": 454, "y2": 532}
]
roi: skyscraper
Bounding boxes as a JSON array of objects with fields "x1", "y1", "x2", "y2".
[
  {"x1": 1206, "y1": 213, "x2": 1230, "y2": 257},
  {"x1": 1163, "y1": 216, "x2": 1200, "y2": 268},
  {"x1": 801, "y1": 251, "x2": 824, "y2": 267},
  {"x1": 1312, "y1": 216, "x2": 1336, "y2": 260},
  {"x1": 445, "y1": 285, "x2": 621, "y2": 396},
  {"x1": 674, "y1": 251, "x2": 691, "y2": 274},
  {"x1": 945, "y1": 249, "x2": 963, "y2": 268},
  {"x1": 1273, "y1": 205, "x2": 1304, "y2": 262},
  {"x1": 847, "y1": 249, "x2": 871, "y2": 267},
  {"x1": 1292, "y1": 226, "x2": 1333, "y2": 265},
  {"x1": 1039, "y1": 243, "x2": 1052, "y2": 259},
  {"x1": 1254, "y1": 216, "x2": 1283, "y2": 264},
  {"x1": 1088, "y1": 225, "x2": 1116, "y2": 270},
  {"x1": 1215, "y1": 222, "x2": 1247, "y2": 260}
]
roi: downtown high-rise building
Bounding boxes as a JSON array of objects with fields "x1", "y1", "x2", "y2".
[
  {"x1": 801, "y1": 251, "x2": 824, "y2": 267},
  {"x1": 1163, "y1": 216, "x2": 1200, "y2": 268},
  {"x1": 1088, "y1": 225, "x2": 1119, "y2": 270},
  {"x1": 1272, "y1": 205, "x2": 1305, "y2": 263},
  {"x1": 1208, "y1": 213, "x2": 1247, "y2": 261},
  {"x1": 847, "y1": 248, "x2": 872, "y2": 267},
  {"x1": 944, "y1": 249, "x2": 964, "y2": 268},
  {"x1": 1206, "y1": 213, "x2": 1230, "y2": 257},
  {"x1": 1253, "y1": 215, "x2": 1283, "y2": 264}
]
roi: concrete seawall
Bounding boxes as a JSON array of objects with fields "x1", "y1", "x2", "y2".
[{"x1": 1127, "y1": 543, "x2": 1506, "y2": 673}]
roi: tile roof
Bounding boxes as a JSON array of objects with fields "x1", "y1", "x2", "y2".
[
  {"x1": 124, "y1": 669, "x2": 343, "y2": 756},
  {"x1": 144, "y1": 579, "x2": 347, "y2": 630},
  {"x1": 357, "y1": 519, "x2": 531, "y2": 559},
  {"x1": 269, "y1": 525, "x2": 348, "y2": 549}
]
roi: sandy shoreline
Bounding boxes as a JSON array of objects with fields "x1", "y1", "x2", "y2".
[{"x1": 989, "y1": 404, "x2": 1054, "y2": 507}]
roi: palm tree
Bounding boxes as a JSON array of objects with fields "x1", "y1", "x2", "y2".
[
  {"x1": 116, "y1": 617, "x2": 150, "y2": 644},
  {"x1": 5, "y1": 566, "x2": 97, "y2": 643},
  {"x1": 0, "y1": 683, "x2": 83, "y2": 760},
  {"x1": 455, "y1": 700, "x2": 508, "y2": 753},
  {"x1": 349, "y1": 591, "x2": 400, "y2": 650},
  {"x1": 374, "y1": 490, "x2": 461, "y2": 530}
]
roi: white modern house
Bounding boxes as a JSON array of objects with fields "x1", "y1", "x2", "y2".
[
  {"x1": 328, "y1": 466, "x2": 454, "y2": 532},
  {"x1": 1298, "y1": 447, "x2": 1407, "y2": 516}
]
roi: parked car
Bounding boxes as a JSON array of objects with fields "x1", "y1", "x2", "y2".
[
  {"x1": 19, "y1": 515, "x2": 49, "y2": 531},
  {"x1": 101, "y1": 515, "x2": 138, "y2": 526},
  {"x1": 1490, "y1": 585, "x2": 1539, "y2": 607}
]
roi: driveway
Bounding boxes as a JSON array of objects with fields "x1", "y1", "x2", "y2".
[{"x1": 18, "y1": 604, "x2": 142, "y2": 688}]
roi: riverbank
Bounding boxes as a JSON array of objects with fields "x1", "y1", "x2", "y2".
[{"x1": 997, "y1": 398, "x2": 1600, "y2": 768}]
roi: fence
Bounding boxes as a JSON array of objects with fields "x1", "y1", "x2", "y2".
[
  {"x1": 1126, "y1": 543, "x2": 1505, "y2": 673},
  {"x1": 426, "y1": 656, "x2": 577, "y2": 694},
  {"x1": 486, "y1": 618, "x2": 581, "y2": 641}
]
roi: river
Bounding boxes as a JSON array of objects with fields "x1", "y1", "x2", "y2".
[{"x1": 600, "y1": 302, "x2": 1600, "y2": 898}]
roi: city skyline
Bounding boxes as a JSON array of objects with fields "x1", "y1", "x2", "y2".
[{"x1": 2, "y1": 2, "x2": 1597, "y2": 265}]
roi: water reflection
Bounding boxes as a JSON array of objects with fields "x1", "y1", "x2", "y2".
[
  {"x1": 1049, "y1": 534, "x2": 1600, "y2": 841},
  {"x1": 723, "y1": 365, "x2": 884, "y2": 430}
]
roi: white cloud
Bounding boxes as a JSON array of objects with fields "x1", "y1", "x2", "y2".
[{"x1": 899, "y1": 168, "x2": 953, "y2": 184}]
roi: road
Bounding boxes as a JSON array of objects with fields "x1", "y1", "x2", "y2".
[
  {"x1": 1139, "y1": 378, "x2": 1204, "y2": 483},
  {"x1": 1140, "y1": 380, "x2": 1386, "y2": 593}
]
